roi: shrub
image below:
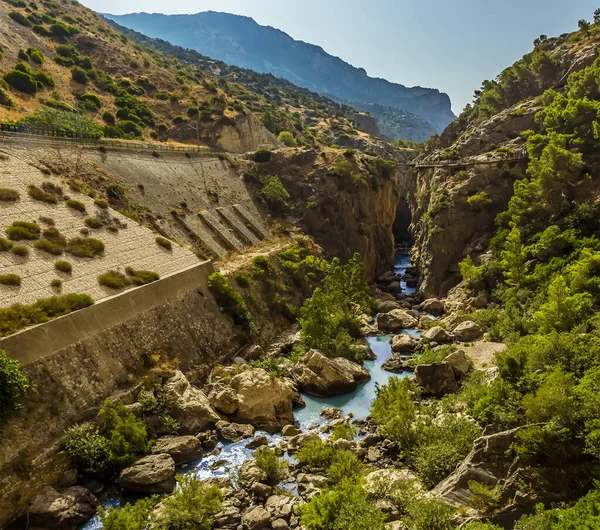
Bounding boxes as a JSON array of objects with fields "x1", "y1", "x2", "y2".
[
  {"x1": 84, "y1": 217, "x2": 103, "y2": 229},
  {"x1": 50, "y1": 279, "x2": 62, "y2": 289},
  {"x1": 8, "y1": 10, "x2": 31, "y2": 26},
  {"x1": 298, "y1": 478, "x2": 386, "y2": 530},
  {"x1": 468, "y1": 480, "x2": 502, "y2": 513},
  {"x1": 0, "y1": 188, "x2": 19, "y2": 202},
  {"x1": 71, "y1": 66, "x2": 87, "y2": 84},
  {"x1": 98, "y1": 270, "x2": 131, "y2": 290},
  {"x1": 0, "y1": 87, "x2": 13, "y2": 107},
  {"x1": 66, "y1": 199, "x2": 86, "y2": 213},
  {"x1": 405, "y1": 499, "x2": 456, "y2": 530},
  {"x1": 11, "y1": 245, "x2": 29, "y2": 257},
  {"x1": 278, "y1": 130, "x2": 298, "y2": 147},
  {"x1": 125, "y1": 268, "x2": 160, "y2": 286},
  {"x1": 34, "y1": 238, "x2": 64, "y2": 255},
  {"x1": 64, "y1": 422, "x2": 109, "y2": 473},
  {"x1": 296, "y1": 438, "x2": 336, "y2": 471},
  {"x1": 155, "y1": 236, "x2": 172, "y2": 251},
  {"x1": 79, "y1": 93, "x2": 101, "y2": 111},
  {"x1": 208, "y1": 272, "x2": 257, "y2": 338},
  {"x1": 101, "y1": 111, "x2": 115, "y2": 124},
  {"x1": 0, "y1": 349, "x2": 29, "y2": 423},
  {"x1": 4, "y1": 69, "x2": 37, "y2": 94},
  {"x1": 99, "y1": 497, "x2": 157, "y2": 530},
  {"x1": 0, "y1": 238, "x2": 13, "y2": 251},
  {"x1": 55, "y1": 260, "x2": 72, "y2": 274},
  {"x1": 33, "y1": 70, "x2": 54, "y2": 88},
  {"x1": 249, "y1": 357, "x2": 287, "y2": 379},
  {"x1": 253, "y1": 446, "x2": 288, "y2": 483},
  {"x1": 39, "y1": 217, "x2": 55, "y2": 226},
  {"x1": 254, "y1": 148, "x2": 272, "y2": 163},
  {"x1": 6, "y1": 221, "x2": 41, "y2": 241},
  {"x1": 66, "y1": 237, "x2": 104, "y2": 258},
  {"x1": 467, "y1": 191, "x2": 493, "y2": 210},
  {"x1": 27, "y1": 47, "x2": 44, "y2": 64},
  {"x1": 260, "y1": 175, "x2": 290, "y2": 211},
  {"x1": 331, "y1": 423, "x2": 357, "y2": 441},
  {"x1": 28, "y1": 184, "x2": 57, "y2": 204},
  {"x1": 94, "y1": 199, "x2": 109, "y2": 209},
  {"x1": 0, "y1": 274, "x2": 22, "y2": 286}
]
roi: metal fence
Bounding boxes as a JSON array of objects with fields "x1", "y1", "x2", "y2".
[
  {"x1": 403, "y1": 149, "x2": 529, "y2": 169},
  {"x1": 0, "y1": 126, "x2": 227, "y2": 156}
]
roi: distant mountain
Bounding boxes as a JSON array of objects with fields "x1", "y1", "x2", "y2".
[{"x1": 103, "y1": 11, "x2": 456, "y2": 140}]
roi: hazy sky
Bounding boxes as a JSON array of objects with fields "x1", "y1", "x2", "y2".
[{"x1": 81, "y1": 0, "x2": 598, "y2": 113}]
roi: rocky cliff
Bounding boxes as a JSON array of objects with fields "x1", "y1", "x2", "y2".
[
  {"x1": 104, "y1": 11, "x2": 455, "y2": 136},
  {"x1": 407, "y1": 35, "x2": 600, "y2": 296}
]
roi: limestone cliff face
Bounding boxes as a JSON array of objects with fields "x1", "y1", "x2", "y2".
[{"x1": 246, "y1": 148, "x2": 401, "y2": 281}]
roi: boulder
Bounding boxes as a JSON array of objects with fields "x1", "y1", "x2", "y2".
[
  {"x1": 377, "y1": 309, "x2": 418, "y2": 332},
  {"x1": 281, "y1": 424, "x2": 301, "y2": 437},
  {"x1": 420, "y1": 298, "x2": 445, "y2": 316},
  {"x1": 242, "y1": 506, "x2": 271, "y2": 529},
  {"x1": 238, "y1": 460, "x2": 268, "y2": 487},
  {"x1": 453, "y1": 321, "x2": 484, "y2": 342},
  {"x1": 423, "y1": 326, "x2": 453, "y2": 343},
  {"x1": 381, "y1": 353, "x2": 411, "y2": 373},
  {"x1": 164, "y1": 371, "x2": 220, "y2": 434},
  {"x1": 119, "y1": 454, "x2": 175, "y2": 493},
  {"x1": 415, "y1": 362, "x2": 459, "y2": 396},
  {"x1": 230, "y1": 368, "x2": 296, "y2": 432},
  {"x1": 246, "y1": 435, "x2": 269, "y2": 449},
  {"x1": 266, "y1": 494, "x2": 297, "y2": 520},
  {"x1": 390, "y1": 333, "x2": 416, "y2": 352},
  {"x1": 152, "y1": 435, "x2": 204, "y2": 465},
  {"x1": 292, "y1": 349, "x2": 370, "y2": 397},
  {"x1": 444, "y1": 350, "x2": 470, "y2": 378},
  {"x1": 376, "y1": 299, "x2": 401, "y2": 313},
  {"x1": 216, "y1": 420, "x2": 255, "y2": 442},
  {"x1": 272, "y1": 519, "x2": 289, "y2": 530},
  {"x1": 320, "y1": 407, "x2": 343, "y2": 420},
  {"x1": 209, "y1": 386, "x2": 239, "y2": 415},
  {"x1": 358, "y1": 342, "x2": 377, "y2": 360},
  {"x1": 29, "y1": 486, "x2": 98, "y2": 530}
]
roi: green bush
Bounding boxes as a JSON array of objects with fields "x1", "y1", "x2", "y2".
[
  {"x1": 55, "y1": 260, "x2": 72, "y2": 274},
  {"x1": 66, "y1": 199, "x2": 86, "y2": 213},
  {"x1": 208, "y1": 272, "x2": 257, "y2": 338},
  {"x1": 153, "y1": 475, "x2": 223, "y2": 530},
  {"x1": 249, "y1": 357, "x2": 287, "y2": 379},
  {"x1": 66, "y1": 237, "x2": 104, "y2": 258},
  {"x1": 99, "y1": 497, "x2": 157, "y2": 530},
  {"x1": 34, "y1": 238, "x2": 64, "y2": 255},
  {"x1": 6, "y1": 221, "x2": 41, "y2": 241},
  {"x1": 296, "y1": 438, "x2": 336, "y2": 471},
  {"x1": 297, "y1": 478, "x2": 386, "y2": 530},
  {"x1": 0, "y1": 188, "x2": 20, "y2": 202},
  {"x1": 71, "y1": 66, "x2": 87, "y2": 84},
  {"x1": 27, "y1": 47, "x2": 44, "y2": 64},
  {"x1": 125, "y1": 268, "x2": 160, "y2": 286},
  {"x1": 0, "y1": 293, "x2": 93, "y2": 337},
  {"x1": 155, "y1": 236, "x2": 172, "y2": 251},
  {"x1": 3, "y1": 69, "x2": 37, "y2": 94},
  {"x1": 84, "y1": 217, "x2": 103, "y2": 229},
  {"x1": 8, "y1": 10, "x2": 31, "y2": 26},
  {"x1": 0, "y1": 349, "x2": 29, "y2": 423},
  {"x1": 94, "y1": 198, "x2": 109, "y2": 209},
  {"x1": 98, "y1": 270, "x2": 131, "y2": 290},
  {"x1": 405, "y1": 499, "x2": 456, "y2": 530},
  {"x1": 468, "y1": 481, "x2": 502, "y2": 513},
  {"x1": 28, "y1": 184, "x2": 58, "y2": 204},
  {"x1": 79, "y1": 93, "x2": 101, "y2": 111},
  {"x1": 0, "y1": 274, "x2": 21, "y2": 286},
  {"x1": 467, "y1": 191, "x2": 493, "y2": 209},
  {"x1": 253, "y1": 446, "x2": 288, "y2": 483},
  {"x1": 260, "y1": 175, "x2": 290, "y2": 211},
  {"x1": 64, "y1": 422, "x2": 109, "y2": 473},
  {"x1": 331, "y1": 423, "x2": 357, "y2": 441},
  {"x1": 0, "y1": 238, "x2": 13, "y2": 252},
  {"x1": 278, "y1": 130, "x2": 298, "y2": 147},
  {"x1": 11, "y1": 245, "x2": 29, "y2": 257}
]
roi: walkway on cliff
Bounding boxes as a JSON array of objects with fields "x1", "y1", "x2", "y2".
[{"x1": 399, "y1": 149, "x2": 529, "y2": 169}]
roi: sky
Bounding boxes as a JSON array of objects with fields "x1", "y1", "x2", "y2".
[{"x1": 80, "y1": 0, "x2": 599, "y2": 113}]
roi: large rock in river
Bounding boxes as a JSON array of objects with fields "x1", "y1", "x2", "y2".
[
  {"x1": 151, "y1": 435, "x2": 204, "y2": 465},
  {"x1": 29, "y1": 486, "x2": 98, "y2": 530},
  {"x1": 119, "y1": 454, "x2": 176, "y2": 493},
  {"x1": 414, "y1": 362, "x2": 459, "y2": 396},
  {"x1": 164, "y1": 371, "x2": 220, "y2": 434},
  {"x1": 377, "y1": 309, "x2": 418, "y2": 332},
  {"x1": 230, "y1": 368, "x2": 296, "y2": 432},
  {"x1": 292, "y1": 349, "x2": 370, "y2": 397},
  {"x1": 390, "y1": 333, "x2": 417, "y2": 352}
]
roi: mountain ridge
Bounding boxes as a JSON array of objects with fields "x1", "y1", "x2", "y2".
[{"x1": 103, "y1": 10, "x2": 456, "y2": 139}]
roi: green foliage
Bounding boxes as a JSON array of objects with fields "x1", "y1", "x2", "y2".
[
  {"x1": 278, "y1": 130, "x2": 298, "y2": 147},
  {"x1": 125, "y1": 268, "x2": 160, "y2": 286},
  {"x1": 0, "y1": 274, "x2": 21, "y2": 286},
  {"x1": 3, "y1": 69, "x2": 37, "y2": 94},
  {"x1": 468, "y1": 481, "x2": 502, "y2": 513},
  {"x1": 99, "y1": 497, "x2": 157, "y2": 530},
  {"x1": 6, "y1": 220, "x2": 41, "y2": 240},
  {"x1": 94, "y1": 198, "x2": 109, "y2": 209},
  {"x1": 249, "y1": 356, "x2": 287, "y2": 378},
  {"x1": 66, "y1": 237, "x2": 104, "y2": 258},
  {"x1": 64, "y1": 422, "x2": 109, "y2": 473},
  {"x1": 15, "y1": 107, "x2": 103, "y2": 138},
  {"x1": 0, "y1": 238, "x2": 13, "y2": 252},
  {"x1": 459, "y1": 255, "x2": 485, "y2": 289},
  {"x1": 259, "y1": 175, "x2": 290, "y2": 211},
  {"x1": 0, "y1": 189, "x2": 19, "y2": 202},
  {"x1": 34, "y1": 238, "x2": 64, "y2": 255},
  {"x1": 66, "y1": 199, "x2": 86, "y2": 212},
  {"x1": 55, "y1": 260, "x2": 72, "y2": 274},
  {"x1": 0, "y1": 293, "x2": 94, "y2": 337},
  {"x1": 254, "y1": 148, "x2": 272, "y2": 163},
  {"x1": 405, "y1": 500, "x2": 456, "y2": 530},
  {"x1": 27, "y1": 184, "x2": 57, "y2": 204},
  {"x1": 0, "y1": 349, "x2": 29, "y2": 423},
  {"x1": 8, "y1": 10, "x2": 30, "y2": 26},
  {"x1": 330, "y1": 423, "x2": 357, "y2": 441},
  {"x1": 253, "y1": 446, "x2": 288, "y2": 482},
  {"x1": 153, "y1": 475, "x2": 223, "y2": 530},
  {"x1": 297, "y1": 478, "x2": 387, "y2": 530},
  {"x1": 10, "y1": 245, "x2": 29, "y2": 257},
  {"x1": 208, "y1": 272, "x2": 257, "y2": 338},
  {"x1": 467, "y1": 191, "x2": 492, "y2": 210},
  {"x1": 155, "y1": 236, "x2": 172, "y2": 251},
  {"x1": 299, "y1": 253, "x2": 372, "y2": 361},
  {"x1": 98, "y1": 270, "x2": 131, "y2": 290}
]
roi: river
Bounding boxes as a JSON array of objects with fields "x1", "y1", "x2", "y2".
[{"x1": 81, "y1": 250, "x2": 415, "y2": 529}]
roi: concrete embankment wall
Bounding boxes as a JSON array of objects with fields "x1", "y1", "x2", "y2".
[{"x1": 0, "y1": 253, "x2": 290, "y2": 527}]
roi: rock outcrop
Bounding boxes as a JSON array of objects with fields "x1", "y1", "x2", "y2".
[
  {"x1": 292, "y1": 350, "x2": 370, "y2": 397},
  {"x1": 151, "y1": 435, "x2": 204, "y2": 465},
  {"x1": 452, "y1": 321, "x2": 484, "y2": 342},
  {"x1": 422, "y1": 326, "x2": 453, "y2": 343},
  {"x1": 29, "y1": 486, "x2": 98, "y2": 530},
  {"x1": 377, "y1": 309, "x2": 418, "y2": 332},
  {"x1": 414, "y1": 362, "x2": 459, "y2": 396},
  {"x1": 390, "y1": 333, "x2": 417, "y2": 352},
  {"x1": 230, "y1": 368, "x2": 296, "y2": 432},
  {"x1": 119, "y1": 454, "x2": 176, "y2": 493}
]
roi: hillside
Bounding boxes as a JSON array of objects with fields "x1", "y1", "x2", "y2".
[
  {"x1": 0, "y1": 0, "x2": 373, "y2": 150},
  {"x1": 103, "y1": 11, "x2": 456, "y2": 139}
]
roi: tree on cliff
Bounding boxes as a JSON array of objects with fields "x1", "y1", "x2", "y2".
[{"x1": 0, "y1": 349, "x2": 29, "y2": 424}]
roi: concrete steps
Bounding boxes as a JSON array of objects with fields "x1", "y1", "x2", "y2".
[
  {"x1": 233, "y1": 204, "x2": 272, "y2": 240},
  {"x1": 176, "y1": 215, "x2": 228, "y2": 259},
  {"x1": 216, "y1": 206, "x2": 262, "y2": 246},
  {"x1": 198, "y1": 210, "x2": 245, "y2": 253}
]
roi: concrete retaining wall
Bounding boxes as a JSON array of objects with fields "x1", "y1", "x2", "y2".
[{"x1": 0, "y1": 260, "x2": 214, "y2": 365}]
